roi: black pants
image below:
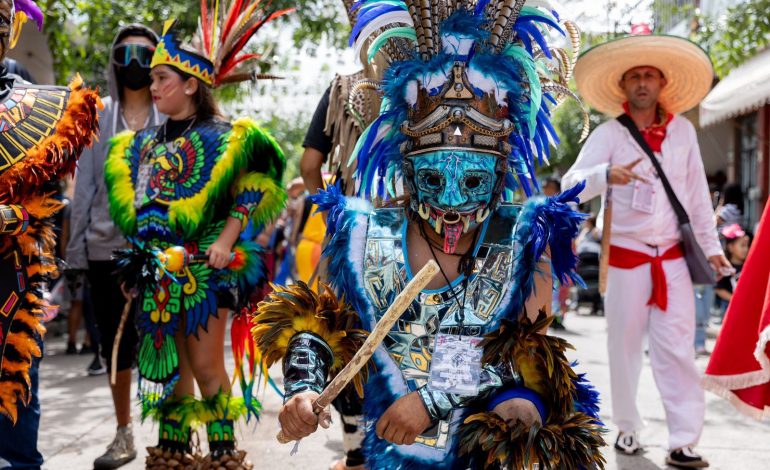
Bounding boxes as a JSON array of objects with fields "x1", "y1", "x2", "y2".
[{"x1": 86, "y1": 260, "x2": 138, "y2": 372}]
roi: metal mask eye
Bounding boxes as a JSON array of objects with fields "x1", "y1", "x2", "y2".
[
  {"x1": 416, "y1": 169, "x2": 445, "y2": 192},
  {"x1": 462, "y1": 171, "x2": 492, "y2": 195},
  {"x1": 465, "y1": 176, "x2": 481, "y2": 189}
]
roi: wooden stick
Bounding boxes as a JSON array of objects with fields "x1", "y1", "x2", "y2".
[
  {"x1": 599, "y1": 186, "x2": 612, "y2": 295},
  {"x1": 277, "y1": 260, "x2": 440, "y2": 444},
  {"x1": 110, "y1": 298, "x2": 132, "y2": 386}
]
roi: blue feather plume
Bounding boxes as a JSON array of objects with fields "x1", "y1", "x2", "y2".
[{"x1": 504, "y1": 181, "x2": 587, "y2": 321}]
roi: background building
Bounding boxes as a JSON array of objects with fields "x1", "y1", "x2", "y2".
[{"x1": 655, "y1": 0, "x2": 767, "y2": 228}]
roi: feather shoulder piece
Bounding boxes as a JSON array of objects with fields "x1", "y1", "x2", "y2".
[
  {"x1": 225, "y1": 117, "x2": 287, "y2": 231},
  {"x1": 506, "y1": 181, "x2": 586, "y2": 322},
  {"x1": 0, "y1": 76, "x2": 102, "y2": 205},
  {"x1": 104, "y1": 130, "x2": 138, "y2": 237},
  {"x1": 252, "y1": 282, "x2": 370, "y2": 397},
  {"x1": 458, "y1": 310, "x2": 606, "y2": 469}
]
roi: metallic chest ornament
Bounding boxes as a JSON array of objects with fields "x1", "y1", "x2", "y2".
[{"x1": 361, "y1": 205, "x2": 519, "y2": 449}]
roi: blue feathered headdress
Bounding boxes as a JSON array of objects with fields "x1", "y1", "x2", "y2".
[{"x1": 348, "y1": 0, "x2": 586, "y2": 200}]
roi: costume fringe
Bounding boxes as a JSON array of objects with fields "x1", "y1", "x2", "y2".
[
  {"x1": 702, "y1": 323, "x2": 770, "y2": 421},
  {"x1": 230, "y1": 310, "x2": 279, "y2": 417},
  {"x1": 324, "y1": 71, "x2": 380, "y2": 195},
  {"x1": 0, "y1": 300, "x2": 44, "y2": 423},
  {"x1": 141, "y1": 395, "x2": 200, "y2": 429},
  {"x1": 195, "y1": 390, "x2": 252, "y2": 423},
  {"x1": 0, "y1": 195, "x2": 68, "y2": 422},
  {"x1": 0, "y1": 75, "x2": 102, "y2": 205},
  {"x1": 701, "y1": 374, "x2": 770, "y2": 421},
  {"x1": 754, "y1": 324, "x2": 770, "y2": 378},
  {"x1": 458, "y1": 410, "x2": 605, "y2": 470},
  {"x1": 251, "y1": 282, "x2": 369, "y2": 397},
  {"x1": 457, "y1": 310, "x2": 606, "y2": 469}
]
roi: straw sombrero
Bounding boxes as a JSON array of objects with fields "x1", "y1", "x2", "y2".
[{"x1": 574, "y1": 34, "x2": 714, "y2": 116}]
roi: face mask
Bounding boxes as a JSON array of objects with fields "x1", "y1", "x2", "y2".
[
  {"x1": 405, "y1": 151, "x2": 503, "y2": 254},
  {"x1": 117, "y1": 62, "x2": 151, "y2": 90}
]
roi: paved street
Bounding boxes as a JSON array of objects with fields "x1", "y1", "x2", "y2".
[{"x1": 37, "y1": 313, "x2": 770, "y2": 470}]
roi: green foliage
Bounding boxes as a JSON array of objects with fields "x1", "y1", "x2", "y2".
[
  {"x1": 41, "y1": 0, "x2": 348, "y2": 86},
  {"x1": 542, "y1": 28, "x2": 611, "y2": 172},
  {"x1": 39, "y1": 1, "x2": 336, "y2": 186},
  {"x1": 290, "y1": 0, "x2": 351, "y2": 52},
  {"x1": 257, "y1": 113, "x2": 311, "y2": 184},
  {"x1": 690, "y1": 0, "x2": 770, "y2": 78},
  {"x1": 42, "y1": 1, "x2": 197, "y2": 87},
  {"x1": 653, "y1": 0, "x2": 770, "y2": 78}
]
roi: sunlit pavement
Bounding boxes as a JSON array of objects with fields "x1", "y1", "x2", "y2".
[{"x1": 37, "y1": 312, "x2": 769, "y2": 469}]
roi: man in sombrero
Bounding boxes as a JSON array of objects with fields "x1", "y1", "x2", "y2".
[{"x1": 563, "y1": 25, "x2": 731, "y2": 468}]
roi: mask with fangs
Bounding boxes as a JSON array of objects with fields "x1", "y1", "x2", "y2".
[{"x1": 405, "y1": 150, "x2": 504, "y2": 254}]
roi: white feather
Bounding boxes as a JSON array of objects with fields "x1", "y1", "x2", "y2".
[
  {"x1": 525, "y1": 0, "x2": 568, "y2": 17},
  {"x1": 441, "y1": 33, "x2": 475, "y2": 55},
  {"x1": 353, "y1": 11, "x2": 414, "y2": 61},
  {"x1": 421, "y1": 68, "x2": 451, "y2": 96},
  {"x1": 406, "y1": 80, "x2": 418, "y2": 106},
  {"x1": 374, "y1": 122, "x2": 393, "y2": 146},
  {"x1": 467, "y1": 65, "x2": 509, "y2": 107}
]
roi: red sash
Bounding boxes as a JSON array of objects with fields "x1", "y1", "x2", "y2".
[{"x1": 609, "y1": 244, "x2": 684, "y2": 311}]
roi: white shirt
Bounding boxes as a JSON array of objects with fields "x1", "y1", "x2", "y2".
[{"x1": 562, "y1": 115, "x2": 722, "y2": 257}]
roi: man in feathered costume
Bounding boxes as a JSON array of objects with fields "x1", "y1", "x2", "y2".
[
  {"x1": 0, "y1": 0, "x2": 101, "y2": 467},
  {"x1": 253, "y1": 1, "x2": 605, "y2": 469},
  {"x1": 103, "y1": 2, "x2": 290, "y2": 469}
]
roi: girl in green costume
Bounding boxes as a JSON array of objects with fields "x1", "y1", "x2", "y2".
[{"x1": 104, "y1": 8, "x2": 290, "y2": 469}]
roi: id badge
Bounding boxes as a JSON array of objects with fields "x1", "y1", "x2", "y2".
[
  {"x1": 631, "y1": 180, "x2": 655, "y2": 214},
  {"x1": 428, "y1": 334, "x2": 483, "y2": 396}
]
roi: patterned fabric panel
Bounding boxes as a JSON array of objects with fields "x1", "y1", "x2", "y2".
[{"x1": 0, "y1": 86, "x2": 69, "y2": 174}]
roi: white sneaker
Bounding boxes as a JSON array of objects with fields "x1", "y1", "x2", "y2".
[
  {"x1": 666, "y1": 446, "x2": 709, "y2": 468},
  {"x1": 93, "y1": 425, "x2": 137, "y2": 469},
  {"x1": 614, "y1": 431, "x2": 642, "y2": 455}
]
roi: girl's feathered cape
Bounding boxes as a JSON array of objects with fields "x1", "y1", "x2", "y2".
[
  {"x1": 0, "y1": 76, "x2": 102, "y2": 422},
  {"x1": 104, "y1": 117, "x2": 285, "y2": 240}
]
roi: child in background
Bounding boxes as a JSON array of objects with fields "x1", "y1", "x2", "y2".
[{"x1": 714, "y1": 224, "x2": 750, "y2": 321}]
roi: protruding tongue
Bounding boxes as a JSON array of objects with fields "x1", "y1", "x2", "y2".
[{"x1": 443, "y1": 221, "x2": 463, "y2": 254}]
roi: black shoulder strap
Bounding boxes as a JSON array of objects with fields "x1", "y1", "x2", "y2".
[{"x1": 616, "y1": 114, "x2": 690, "y2": 225}]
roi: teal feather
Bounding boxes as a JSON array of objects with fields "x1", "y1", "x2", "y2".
[
  {"x1": 367, "y1": 27, "x2": 416, "y2": 62},
  {"x1": 503, "y1": 44, "x2": 542, "y2": 137}
]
